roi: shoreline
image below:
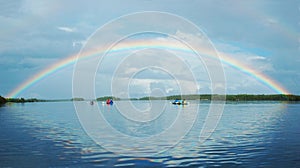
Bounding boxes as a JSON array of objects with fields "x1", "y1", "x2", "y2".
[{"x1": 2, "y1": 94, "x2": 300, "y2": 103}]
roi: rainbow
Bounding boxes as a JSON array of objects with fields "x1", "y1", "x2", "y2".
[{"x1": 6, "y1": 39, "x2": 290, "y2": 98}]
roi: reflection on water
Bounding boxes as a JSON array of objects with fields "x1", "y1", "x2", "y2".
[{"x1": 0, "y1": 101, "x2": 299, "y2": 167}]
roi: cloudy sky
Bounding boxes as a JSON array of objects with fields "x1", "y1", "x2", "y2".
[{"x1": 0, "y1": 0, "x2": 299, "y2": 99}]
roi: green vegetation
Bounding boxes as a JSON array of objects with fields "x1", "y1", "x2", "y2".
[
  {"x1": 139, "y1": 96, "x2": 166, "y2": 100},
  {"x1": 2, "y1": 94, "x2": 300, "y2": 104},
  {"x1": 225, "y1": 94, "x2": 300, "y2": 101},
  {"x1": 6, "y1": 98, "x2": 46, "y2": 103},
  {"x1": 139, "y1": 94, "x2": 300, "y2": 101},
  {"x1": 6, "y1": 97, "x2": 83, "y2": 103},
  {"x1": 0, "y1": 96, "x2": 6, "y2": 105},
  {"x1": 70, "y1": 98, "x2": 84, "y2": 101},
  {"x1": 96, "y1": 96, "x2": 120, "y2": 101},
  {"x1": 167, "y1": 94, "x2": 204, "y2": 100}
]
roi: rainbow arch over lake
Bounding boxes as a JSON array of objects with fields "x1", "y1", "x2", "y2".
[{"x1": 6, "y1": 39, "x2": 290, "y2": 98}]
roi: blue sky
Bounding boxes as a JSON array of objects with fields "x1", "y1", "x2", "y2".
[{"x1": 0, "y1": 0, "x2": 299, "y2": 99}]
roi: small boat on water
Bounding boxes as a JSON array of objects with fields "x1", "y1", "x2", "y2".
[
  {"x1": 172, "y1": 99, "x2": 188, "y2": 105},
  {"x1": 106, "y1": 99, "x2": 113, "y2": 105},
  {"x1": 172, "y1": 102, "x2": 188, "y2": 105}
]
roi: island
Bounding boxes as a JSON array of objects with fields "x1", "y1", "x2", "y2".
[{"x1": 96, "y1": 96, "x2": 120, "y2": 101}]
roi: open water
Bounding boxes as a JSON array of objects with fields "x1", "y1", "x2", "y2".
[{"x1": 0, "y1": 101, "x2": 299, "y2": 167}]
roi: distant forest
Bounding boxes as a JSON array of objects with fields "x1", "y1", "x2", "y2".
[
  {"x1": 0, "y1": 96, "x2": 6, "y2": 105},
  {"x1": 96, "y1": 96, "x2": 120, "y2": 101},
  {"x1": 3, "y1": 97, "x2": 84, "y2": 103},
  {"x1": 1, "y1": 94, "x2": 300, "y2": 104},
  {"x1": 140, "y1": 94, "x2": 300, "y2": 101}
]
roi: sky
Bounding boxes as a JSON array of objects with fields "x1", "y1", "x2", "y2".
[{"x1": 0, "y1": 0, "x2": 299, "y2": 99}]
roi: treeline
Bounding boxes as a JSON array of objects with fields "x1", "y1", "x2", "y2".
[
  {"x1": 149, "y1": 94, "x2": 223, "y2": 100},
  {"x1": 139, "y1": 95, "x2": 207, "y2": 100},
  {"x1": 6, "y1": 98, "x2": 47, "y2": 103},
  {"x1": 1, "y1": 94, "x2": 300, "y2": 104},
  {"x1": 5, "y1": 97, "x2": 85, "y2": 103},
  {"x1": 70, "y1": 98, "x2": 84, "y2": 101},
  {"x1": 139, "y1": 94, "x2": 300, "y2": 101},
  {"x1": 0, "y1": 96, "x2": 6, "y2": 105},
  {"x1": 139, "y1": 96, "x2": 166, "y2": 100},
  {"x1": 1, "y1": 96, "x2": 48, "y2": 104},
  {"x1": 224, "y1": 94, "x2": 300, "y2": 101},
  {"x1": 96, "y1": 96, "x2": 120, "y2": 101}
]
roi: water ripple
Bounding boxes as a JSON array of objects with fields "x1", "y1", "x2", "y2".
[{"x1": 0, "y1": 102, "x2": 300, "y2": 167}]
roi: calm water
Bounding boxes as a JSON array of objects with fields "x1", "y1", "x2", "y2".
[{"x1": 0, "y1": 101, "x2": 299, "y2": 167}]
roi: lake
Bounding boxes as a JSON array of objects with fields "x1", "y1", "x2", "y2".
[{"x1": 0, "y1": 101, "x2": 299, "y2": 167}]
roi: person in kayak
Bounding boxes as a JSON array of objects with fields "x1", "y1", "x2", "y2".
[{"x1": 106, "y1": 99, "x2": 113, "y2": 105}]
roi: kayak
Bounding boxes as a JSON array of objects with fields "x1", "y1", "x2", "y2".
[{"x1": 106, "y1": 99, "x2": 113, "y2": 105}]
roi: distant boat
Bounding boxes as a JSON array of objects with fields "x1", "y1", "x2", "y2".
[
  {"x1": 106, "y1": 99, "x2": 113, "y2": 105},
  {"x1": 172, "y1": 99, "x2": 188, "y2": 105},
  {"x1": 172, "y1": 102, "x2": 188, "y2": 105}
]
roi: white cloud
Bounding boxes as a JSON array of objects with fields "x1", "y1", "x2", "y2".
[
  {"x1": 57, "y1": 26, "x2": 76, "y2": 33},
  {"x1": 72, "y1": 40, "x2": 86, "y2": 47},
  {"x1": 215, "y1": 42, "x2": 274, "y2": 72},
  {"x1": 247, "y1": 56, "x2": 266, "y2": 61}
]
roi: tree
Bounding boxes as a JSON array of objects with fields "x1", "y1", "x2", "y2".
[{"x1": 0, "y1": 96, "x2": 6, "y2": 105}]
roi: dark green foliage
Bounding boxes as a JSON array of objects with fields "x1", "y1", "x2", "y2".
[
  {"x1": 0, "y1": 96, "x2": 6, "y2": 105},
  {"x1": 96, "y1": 96, "x2": 120, "y2": 101},
  {"x1": 6, "y1": 98, "x2": 46, "y2": 103},
  {"x1": 225, "y1": 94, "x2": 300, "y2": 101},
  {"x1": 135, "y1": 94, "x2": 300, "y2": 101},
  {"x1": 139, "y1": 96, "x2": 166, "y2": 100},
  {"x1": 70, "y1": 98, "x2": 84, "y2": 101}
]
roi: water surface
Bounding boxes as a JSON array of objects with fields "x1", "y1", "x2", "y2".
[{"x1": 0, "y1": 101, "x2": 299, "y2": 167}]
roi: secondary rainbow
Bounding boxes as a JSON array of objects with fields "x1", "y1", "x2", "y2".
[{"x1": 6, "y1": 39, "x2": 290, "y2": 98}]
